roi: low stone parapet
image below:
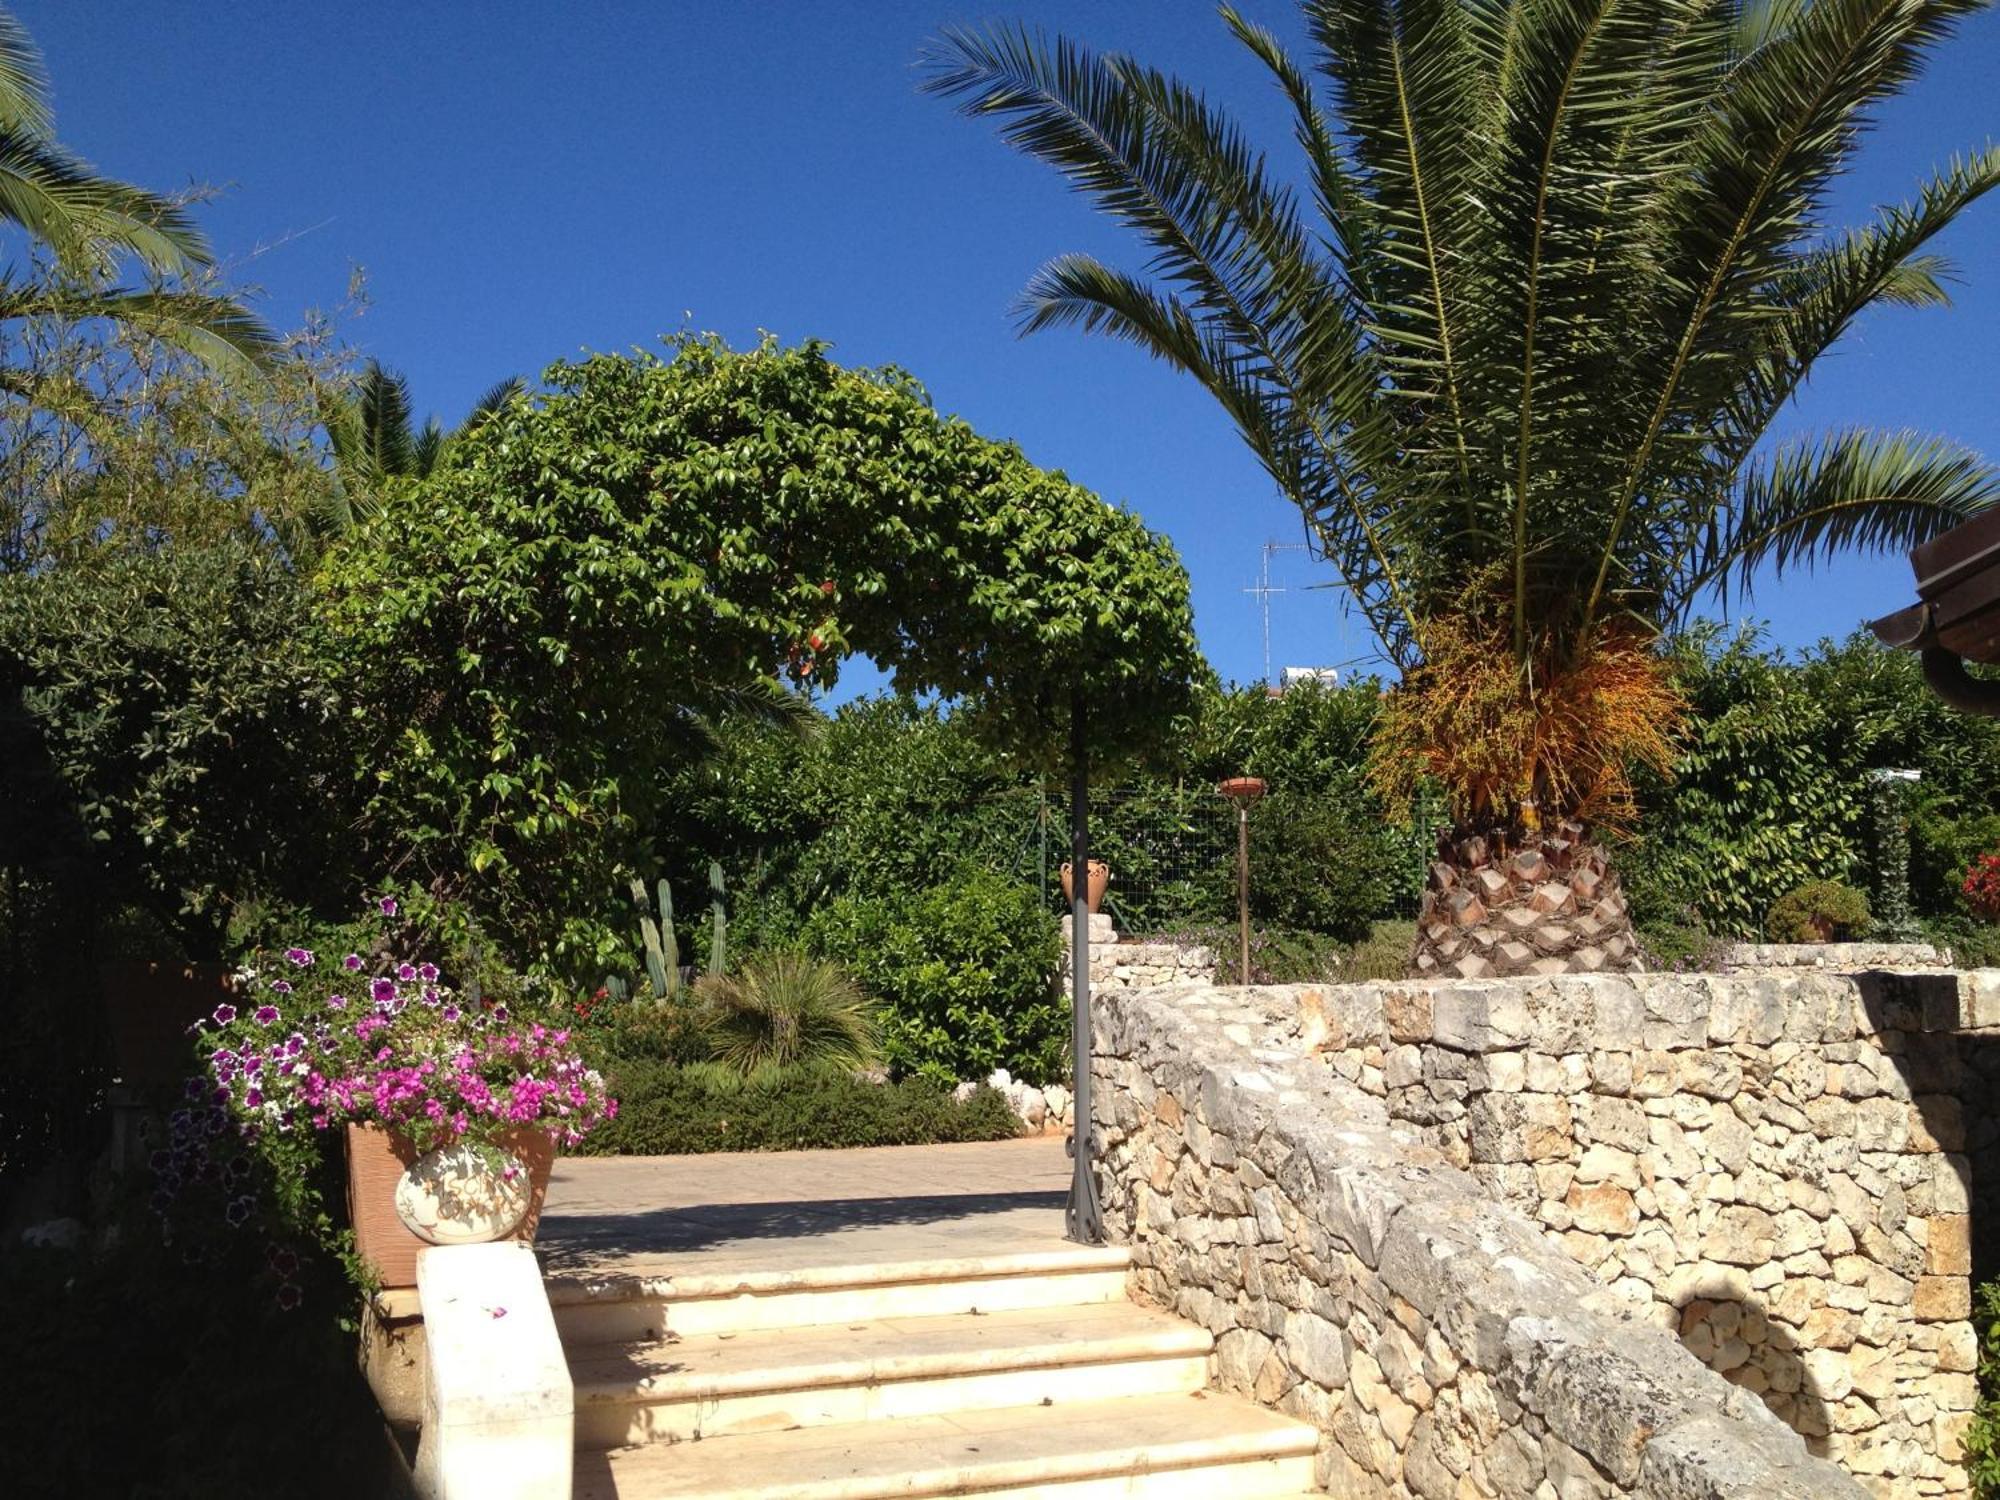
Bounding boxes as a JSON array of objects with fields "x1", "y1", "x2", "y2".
[
  {"x1": 1722, "y1": 942, "x2": 1951, "y2": 970},
  {"x1": 1094, "y1": 981, "x2": 1863, "y2": 1497}
]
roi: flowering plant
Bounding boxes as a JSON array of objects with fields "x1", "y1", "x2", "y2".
[
  {"x1": 1965, "y1": 853, "x2": 2000, "y2": 923},
  {"x1": 189, "y1": 896, "x2": 616, "y2": 1158}
]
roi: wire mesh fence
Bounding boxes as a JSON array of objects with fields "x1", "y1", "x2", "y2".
[{"x1": 962, "y1": 783, "x2": 1445, "y2": 937}]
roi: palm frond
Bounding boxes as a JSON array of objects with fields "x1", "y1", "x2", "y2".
[
  {"x1": 0, "y1": 7, "x2": 52, "y2": 137},
  {"x1": 1681, "y1": 429, "x2": 2000, "y2": 615}
]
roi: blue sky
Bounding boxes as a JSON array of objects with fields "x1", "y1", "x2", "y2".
[{"x1": 26, "y1": 1, "x2": 2000, "y2": 688}]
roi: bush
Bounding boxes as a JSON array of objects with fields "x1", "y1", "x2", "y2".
[
  {"x1": 1636, "y1": 919, "x2": 1730, "y2": 972},
  {"x1": 1962, "y1": 1278, "x2": 2000, "y2": 1495},
  {"x1": 806, "y1": 866, "x2": 1064, "y2": 1085},
  {"x1": 575, "y1": 1061, "x2": 1021, "y2": 1155},
  {"x1": 693, "y1": 953, "x2": 879, "y2": 1078},
  {"x1": 1340, "y1": 920, "x2": 1418, "y2": 981},
  {"x1": 1246, "y1": 787, "x2": 1396, "y2": 942},
  {"x1": 1765, "y1": 880, "x2": 1871, "y2": 943}
]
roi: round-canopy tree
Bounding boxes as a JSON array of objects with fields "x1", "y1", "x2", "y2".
[
  {"x1": 315, "y1": 335, "x2": 1200, "y2": 972},
  {"x1": 925, "y1": 0, "x2": 2000, "y2": 978}
]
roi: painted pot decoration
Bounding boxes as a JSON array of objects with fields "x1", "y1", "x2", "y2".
[
  {"x1": 392, "y1": 1141, "x2": 534, "y2": 1246},
  {"x1": 1060, "y1": 859, "x2": 1111, "y2": 913}
]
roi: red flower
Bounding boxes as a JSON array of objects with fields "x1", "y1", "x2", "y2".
[
  {"x1": 820, "y1": 580, "x2": 835, "y2": 596},
  {"x1": 809, "y1": 633, "x2": 824, "y2": 650}
]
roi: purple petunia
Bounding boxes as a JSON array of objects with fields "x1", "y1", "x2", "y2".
[
  {"x1": 275, "y1": 1282, "x2": 302, "y2": 1312},
  {"x1": 370, "y1": 977, "x2": 397, "y2": 1004},
  {"x1": 421, "y1": 986, "x2": 442, "y2": 1008},
  {"x1": 326, "y1": 993, "x2": 347, "y2": 1010},
  {"x1": 253, "y1": 1005, "x2": 281, "y2": 1026},
  {"x1": 441, "y1": 1005, "x2": 462, "y2": 1023},
  {"x1": 226, "y1": 1196, "x2": 254, "y2": 1227},
  {"x1": 213, "y1": 1003, "x2": 237, "y2": 1025},
  {"x1": 269, "y1": 979, "x2": 293, "y2": 995},
  {"x1": 378, "y1": 896, "x2": 399, "y2": 917},
  {"x1": 342, "y1": 953, "x2": 363, "y2": 973},
  {"x1": 284, "y1": 947, "x2": 314, "y2": 967},
  {"x1": 396, "y1": 962, "x2": 418, "y2": 982},
  {"x1": 417, "y1": 962, "x2": 439, "y2": 983},
  {"x1": 244, "y1": 1088, "x2": 264, "y2": 1109}
]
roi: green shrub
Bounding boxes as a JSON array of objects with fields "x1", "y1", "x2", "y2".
[
  {"x1": 1246, "y1": 787, "x2": 1395, "y2": 943},
  {"x1": 1921, "y1": 915, "x2": 2000, "y2": 971},
  {"x1": 1636, "y1": 919, "x2": 1729, "y2": 972},
  {"x1": 1963, "y1": 1279, "x2": 2000, "y2": 1495},
  {"x1": 1765, "y1": 881, "x2": 1871, "y2": 943},
  {"x1": 693, "y1": 953, "x2": 879, "y2": 1078},
  {"x1": 1340, "y1": 920, "x2": 1418, "y2": 981},
  {"x1": 806, "y1": 866, "x2": 1064, "y2": 1085},
  {"x1": 576, "y1": 1060, "x2": 1022, "y2": 1155}
]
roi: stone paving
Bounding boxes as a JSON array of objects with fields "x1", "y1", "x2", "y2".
[{"x1": 536, "y1": 1137, "x2": 1072, "y2": 1281}]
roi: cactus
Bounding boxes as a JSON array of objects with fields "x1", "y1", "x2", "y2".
[
  {"x1": 708, "y1": 860, "x2": 728, "y2": 976},
  {"x1": 600, "y1": 974, "x2": 630, "y2": 1004},
  {"x1": 630, "y1": 875, "x2": 680, "y2": 1002}
]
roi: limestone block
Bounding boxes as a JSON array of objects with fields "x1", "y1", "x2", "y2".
[{"x1": 412, "y1": 1242, "x2": 572, "y2": 1500}]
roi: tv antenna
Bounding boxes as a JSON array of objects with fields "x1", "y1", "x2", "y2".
[{"x1": 1245, "y1": 541, "x2": 1310, "y2": 686}]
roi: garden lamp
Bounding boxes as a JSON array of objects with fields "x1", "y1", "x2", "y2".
[{"x1": 1217, "y1": 776, "x2": 1267, "y2": 985}]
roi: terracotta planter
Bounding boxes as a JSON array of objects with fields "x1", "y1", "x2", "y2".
[
  {"x1": 1217, "y1": 775, "x2": 1268, "y2": 803},
  {"x1": 98, "y1": 959, "x2": 238, "y2": 1093},
  {"x1": 345, "y1": 1123, "x2": 556, "y2": 1289},
  {"x1": 1060, "y1": 860, "x2": 1111, "y2": 914}
]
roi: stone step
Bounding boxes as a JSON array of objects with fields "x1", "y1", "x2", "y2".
[
  {"x1": 550, "y1": 1246, "x2": 1132, "y2": 1346},
  {"x1": 569, "y1": 1301, "x2": 1213, "y2": 1448},
  {"x1": 572, "y1": 1390, "x2": 1320, "y2": 1499}
]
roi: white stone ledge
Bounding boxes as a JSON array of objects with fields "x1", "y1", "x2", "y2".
[{"x1": 413, "y1": 1242, "x2": 572, "y2": 1500}]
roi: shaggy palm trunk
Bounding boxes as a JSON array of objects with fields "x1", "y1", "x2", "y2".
[{"x1": 1412, "y1": 819, "x2": 1641, "y2": 979}]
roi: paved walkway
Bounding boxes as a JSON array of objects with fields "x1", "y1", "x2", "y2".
[{"x1": 537, "y1": 1137, "x2": 1072, "y2": 1281}]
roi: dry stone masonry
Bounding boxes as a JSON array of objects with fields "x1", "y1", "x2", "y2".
[
  {"x1": 1062, "y1": 913, "x2": 1215, "y2": 994},
  {"x1": 1091, "y1": 967, "x2": 2000, "y2": 1497},
  {"x1": 1093, "y1": 980, "x2": 1864, "y2": 1498}
]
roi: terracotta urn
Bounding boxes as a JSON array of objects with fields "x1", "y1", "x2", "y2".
[{"x1": 1060, "y1": 859, "x2": 1111, "y2": 913}]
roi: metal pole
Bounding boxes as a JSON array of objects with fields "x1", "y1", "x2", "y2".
[
  {"x1": 1065, "y1": 694, "x2": 1104, "y2": 1244},
  {"x1": 1237, "y1": 803, "x2": 1251, "y2": 985}
]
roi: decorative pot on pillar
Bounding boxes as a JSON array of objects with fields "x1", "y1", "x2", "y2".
[
  {"x1": 1060, "y1": 859, "x2": 1110, "y2": 913},
  {"x1": 345, "y1": 1124, "x2": 556, "y2": 1289}
]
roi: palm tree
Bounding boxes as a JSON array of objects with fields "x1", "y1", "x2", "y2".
[
  {"x1": 925, "y1": 0, "x2": 2000, "y2": 977},
  {"x1": 319, "y1": 363, "x2": 524, "y2": 527},
  {"x1": 0, "y1": 6, "x2": 274, "y2": 382}
]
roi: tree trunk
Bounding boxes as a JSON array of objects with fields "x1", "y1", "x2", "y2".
[{"x1": 1411, "y1": 819, "x2": 1641, "y2": 979}]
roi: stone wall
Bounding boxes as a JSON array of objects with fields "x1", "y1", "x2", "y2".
[
  {"x1": 1062, "y1": 915, "x2": 1215, "y2": 995},
  {"x1": 1346, "y1": 971, "x2": 1984, "y2": 1497},
  {"x1": 1721, "y1": 942, "x2": 1950, "y2": 971},
  {"x1": 1093, "y1": 982, "x2": 1867, "y2": 1499}
]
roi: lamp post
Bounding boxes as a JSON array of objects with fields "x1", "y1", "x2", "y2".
[{"x1": 1217, "y1": 776, "x2": 1267, "y2": 985}]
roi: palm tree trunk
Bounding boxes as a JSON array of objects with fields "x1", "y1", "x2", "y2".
[{"x1": 1411, "y1": 819, "x2": 1641, "y2": 979}]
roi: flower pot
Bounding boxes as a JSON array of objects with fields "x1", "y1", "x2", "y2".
[
  {"x1": 97, "y1": 959, "x2": 238, "y2": 1094},
  {"x1": 1060, "y1": 860, "x2": 1110, "y2": 914},
  {"x1": 394, "y1": 1141, "x2": 535, "y2": 1245},
  {"x1": 345, "y1": 1123, "x2": 555, "y2": 1289}
]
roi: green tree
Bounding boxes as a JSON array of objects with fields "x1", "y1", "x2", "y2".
[
  {"x1": 319, "y1": 361, "x2": 523, "y2": 528},
  {"x1": 926, "y1": 0, "x2": 2000, "y2": 978},
  {"x1": 316, "y1": 336, "x2": 1201, "y2": 974}
]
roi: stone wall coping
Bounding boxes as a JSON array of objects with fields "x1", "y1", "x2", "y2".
[
  {"x1": 412, "y1": 1241, "x2": 573, "y2": 1500},
  {"x1": 1097, "y1": 983, "x2": 1868, "y2": 1498},
  {"x1": 1721, "y1": 941, "x2": 1949, "y2": 969}
]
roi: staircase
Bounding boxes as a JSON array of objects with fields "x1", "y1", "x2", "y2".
[{"x1": 551, "y1": 1245, "x2": 1322, "y2": 1498}]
